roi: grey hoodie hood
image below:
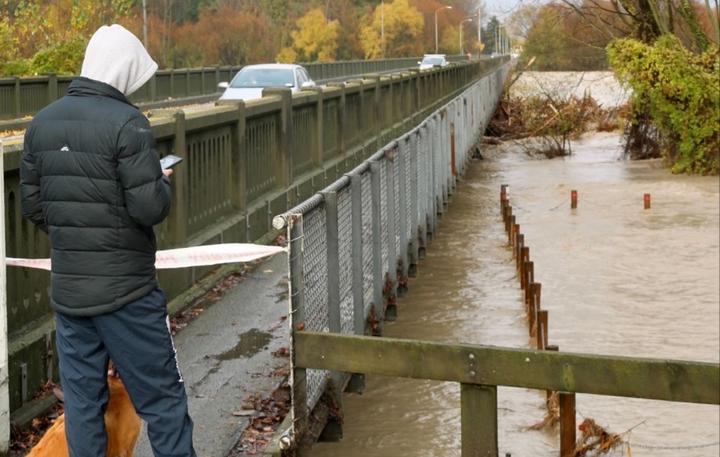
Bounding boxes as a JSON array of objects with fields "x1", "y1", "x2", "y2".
[{"x1": 80, "y1": 24, "x2": 158, "y2": 97}]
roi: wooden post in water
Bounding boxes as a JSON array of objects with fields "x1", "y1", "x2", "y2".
[
  {"x1": 515, "y1": 234, "x2": 524, "y2": 271},
  {"x1": 537, "y1": 310, "x2": 548, "y2": 349},
  {"x1": 559, "y1": 392, "x2": 577, "y2": 457},
  {"x1": 644, "y1": 193, "x2": 651, "y2": 209},
  {"x1": 520, "y1": 247, "x2": 529, "y2": 289},
  {"x1": 571, "y1": 190, "x2": 578, "y2": 209},
  {"x1": 524, "y1": 261, "x2": 534, "y2": 301},
  {"x1": 546, "y1": 344, "x2": 558, "y2": 402},
  {"x1": 500, "y1": 184, "x2": 508, "y2": 207}
]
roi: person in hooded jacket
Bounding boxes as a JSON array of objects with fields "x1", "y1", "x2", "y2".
[{"x1": 20, "y1": 24, "x2": 196, "y2": 457}]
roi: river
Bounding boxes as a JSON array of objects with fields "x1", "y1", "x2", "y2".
[{"x1": 310, "y1": 131, "x2": 720, "y2": 457}]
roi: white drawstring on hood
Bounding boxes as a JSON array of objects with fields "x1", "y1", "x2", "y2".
[{"x1": 81, "y1": 24, "x2": 158, "y2": 97}]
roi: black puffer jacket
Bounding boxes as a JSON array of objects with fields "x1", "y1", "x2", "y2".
[{"x1": 20, "y1": 77, "x2": 171, "y2": 316}]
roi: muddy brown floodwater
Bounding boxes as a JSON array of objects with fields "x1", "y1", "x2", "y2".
[{"x1": 310, "y1": 132, "x2": 719, "y2": 457}]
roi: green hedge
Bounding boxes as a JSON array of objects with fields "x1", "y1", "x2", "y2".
[{"x1": 608, "y1": 35, "x2": 719, "y2": 174}]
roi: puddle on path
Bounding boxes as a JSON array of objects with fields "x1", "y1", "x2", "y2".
[{"x1": 216, "y1": 328, "x2": 273, "y2": 360}]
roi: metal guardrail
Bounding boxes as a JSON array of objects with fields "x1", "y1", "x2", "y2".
[
  {"x1": 271, "y1": 64, "x2": 512, "y2": 449},
  {"x1": 1, "y1": 57, "x2": 508, "y2": 418},
  {"x1": 0, "y1": 56, "x2": 471, "y2": 121}
]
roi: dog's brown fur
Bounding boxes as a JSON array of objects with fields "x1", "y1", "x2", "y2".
[{"x1": 27, "y1": 376, "x2": 141, "y2": 457}]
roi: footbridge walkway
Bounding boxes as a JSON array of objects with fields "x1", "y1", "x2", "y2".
[{"x1": 0, "y1": 55, "x2": 509, "y2": 452}]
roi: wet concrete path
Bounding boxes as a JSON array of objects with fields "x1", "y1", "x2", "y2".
[{"x1": 134, "y1": 254, "x2": 289, "y2": 457}]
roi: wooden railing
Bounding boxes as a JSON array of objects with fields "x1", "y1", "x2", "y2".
[{"x1": 294, "y1": 331, "x2": 720, "y2": 456}]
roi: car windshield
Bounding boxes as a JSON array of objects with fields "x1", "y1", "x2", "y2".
[
  {"x1": 421, "y1": 57, "x2": 445, "y2": 65},
  {"x1": 230, "y1": 68, "x2": 294, "y2": 88}
]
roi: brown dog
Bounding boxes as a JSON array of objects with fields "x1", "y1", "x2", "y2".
[{"x1": 28, "y1": 372, "x2": 141, "y2": 457}]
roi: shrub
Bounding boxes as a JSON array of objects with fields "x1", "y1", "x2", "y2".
[{"x1": 607, "y1": 35, "x2": 720, "y2": 174}]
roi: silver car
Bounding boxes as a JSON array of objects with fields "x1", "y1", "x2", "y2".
[
  {"x1": 217, "y1": 64, "x2": 316, "y2": 102},
  {"x1": 418, "y1": 54, "x2": 449, "y2": 70}
]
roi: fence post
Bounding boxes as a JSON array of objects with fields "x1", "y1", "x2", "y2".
[
  {"x1": 185, "y1": 69, "x2": 191, "y2": 96},
  {"x1": 461, "y1": 383, "x2": 498, "y2": 457},
  {"x1": 370, "y1": 161, "x2": 384, "y2": 334},
  {"x1": 231, "y1": 101, "x2": 247, "y2": 215},
  {"x1": 47, "y1": 73, "x2": 58, "y2": 103},
  {"x1": 263, "y1": 88, "x2": 294, "y2": 190},
  {"x1": 331, "y1": 83, "x2": 346, "y2": 157},
  {"x1": 303, "y1": 87, "x2": 324, "y2": 167},
  {"x1": 169, "y1": 69, "x2": 176, "y2": 98},
  {"x1": 0, "y1": 141, "x2": 10, "y2": 453},
  {"x1": 322, "y1": 191, "x2": 342, "y2": 334},
  {"x1": 350, "y1": 173, "x2": 365, "y2": 334},
  {"x1": 408, "y1": 133, "x2": 420, "y2": 275},
  {"x1": 14, "y1": 77, "x2": 21, "y2": 118},
  {"x1": 170, "y1": 111, "x2": 188, "y2": 245},
  {"x1": 385, "y1": 152, "x2": 398, "y2": 319},
  {"x1": 150, "y1": 74, "x2": 157, "y2": 101},
  {"x1": 397, "y1": 140, "x2": 409, "y2": 289},
  {"x1": 288, "y1": 215, "x2": 308, "y2": 437}
]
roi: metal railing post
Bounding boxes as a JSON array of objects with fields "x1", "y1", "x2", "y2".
[
  {"x1": 322, "y1": 191, "x2": 342, "y2": 334},
  {"x1": 288, "y1": 215, "x2": 308, "y2": 436},
  {"x1": 0, "y1": 141, "x2": 10, "y2": 453},
  {"x1": 397, "y1": 140, "x2": 409, "y2": 285},
  {"x1": 385, "y1": 154, "x2": 398, "y2": 318},
  {"x1": 350, "y1": 173, "x2": 364, "y2": 334},
  {"x1": 408, "y1": 133, "x2": 420, "y2": 274},
  {"x1": 370, "y1": 161, "x2": 384, "y2": 332}
]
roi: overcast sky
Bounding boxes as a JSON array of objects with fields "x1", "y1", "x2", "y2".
[{"x1": 483, "y1": 0, "x2": 527, "y2": 20}]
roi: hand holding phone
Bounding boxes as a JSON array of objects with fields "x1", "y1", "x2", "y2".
[{"x1": 160, "y1": 154, "x2": 183, "y2": 170}]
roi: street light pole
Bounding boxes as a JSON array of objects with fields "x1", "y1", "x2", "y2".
[
  {"x1": 477, "y1": 8, "x2": 482, "y2": 55},
  {"x1": 434, "y1": 5, "x2": 452, "y2": 54},
  {"x1": 459, "y1": 18, "x2": 472, "y2": 55},
  {"x1": 381, "y1": 0, "x2": 385, "y2": 58}
]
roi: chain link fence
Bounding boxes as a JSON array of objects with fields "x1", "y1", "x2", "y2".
[{"x1": 273, "y1": 61, "x2": 511, "y2": 443}]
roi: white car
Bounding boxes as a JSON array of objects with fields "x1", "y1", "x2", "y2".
[
  {"x1": 418, "y1": 54, "x2": 449, "y2": 70},
  {"x1": 217, "y1": 64, "x2": 316, "y2": 102}
]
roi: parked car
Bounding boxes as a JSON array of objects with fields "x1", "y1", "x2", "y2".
[
  {"x1": 218, "y1": 64, "x2": 316, "y2": 102},
  {"x1": 418, "y1": 54, "x2": 449, "y2": 70}
]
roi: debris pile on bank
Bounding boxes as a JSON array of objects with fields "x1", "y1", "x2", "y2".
[{"x1": 485, "y1": 70, "x2": 629, "y2": 158}]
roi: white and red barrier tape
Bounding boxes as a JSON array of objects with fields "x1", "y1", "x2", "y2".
[{"x1": 6, "y1": 244, "x2": 286, "y2": 271}]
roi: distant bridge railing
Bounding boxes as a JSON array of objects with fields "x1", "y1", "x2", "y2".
[
  {"x1": 1, "y1": 56, "x2": 508, "y2": 420},
  {"x1": 0, "y1": 56, "x2": 471, "y2": 121},
  {"x1": 270, "y1": 63, "x2": 511, "y2": 450}
]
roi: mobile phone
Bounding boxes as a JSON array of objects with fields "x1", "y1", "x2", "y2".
[{"x1": 160, "y1": 154, "x2": 183, "y2": 169}]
